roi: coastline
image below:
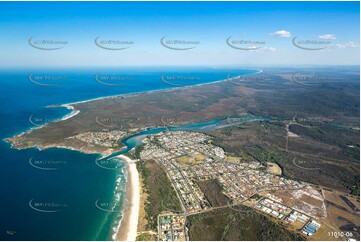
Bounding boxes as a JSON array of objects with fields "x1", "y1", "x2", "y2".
[
  {"x1": 4, "y1": 103, "x2": 80, "y2": 143},
  {"x1": 5, "y1": 68, "x2": 262, "y2": 149},
  {"x1": 61, "y1": 68, "x2": 263, "y2": 107},
  {"x1": 60, "y1": 104, "x2": 80, "y2": 121},
  {"x1": 6, "y1": 68, "x2": 262, "y2": 143},
  {"x1": 116, "y1": 155, "x2": 140, "y2": 241},
  {"x1": 4, "y1": 68, "x2": 262, "y2": 241}
]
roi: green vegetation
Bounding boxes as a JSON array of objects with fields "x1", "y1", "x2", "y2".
[
  {"x1": 137, "y1": 158, "x2": 183, "y2": 230},
  {"x1": 9, "y1": 67, "x2": 359, "y2": 196},
  {"x1": 134, "y1": 145, "x2": 144, "y2": 159},
  {"x1": 206, "y1": 117, "x2": 359, "y2": 194},
  {"x1": 251, "y1": 194, "x2": 262, "y2": 200},
  {"x1": 289, "y1": 124, "x2": 360, "y2": 162},
  {"x1": 136, "y1": 233, "x2": 155, "y2": 241},
  {"x1": 349, "y1": 175, "x2": 360, "y2": 196},
  {"x1": 196, "y1": 179, "x2": 229, "y2": 207},
  {"x1": 187, "y1": 204, "x2": 305, "y2": 241},
  {"x1": 249, "y1": 149, "x2": 282, "y2": 166}
]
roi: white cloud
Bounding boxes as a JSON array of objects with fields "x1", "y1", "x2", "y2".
[
  {"x1": 270, "y1": 30, "x2": 291, "y2": 38},
  {"x1": 262, "y1": 47, "x2": 277, "y2": 52},
  {"x1": 249, "y1": 46, "x2": 277, "y2": 52},
  {"x1": 331, "y1": 41, "x2": 359, "y2": 49},
  {"x1": 318, "y1": 34, "x2": 336, "y2": 40}
]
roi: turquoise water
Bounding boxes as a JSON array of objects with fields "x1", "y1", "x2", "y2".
[{"x1": 0, "y1": 67, "x2": 261, "y2": 240}]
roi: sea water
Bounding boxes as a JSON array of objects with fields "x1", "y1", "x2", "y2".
[{"x1": 0, "y1": 67, "x2": 259, "y2": 240}]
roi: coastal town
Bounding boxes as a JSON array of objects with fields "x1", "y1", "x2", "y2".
[
  {"x1": 69, "y1": 130, "x2": 127, "y2": 148},
  {"x1": 2, "y1": 2, "x2": 359, "y2": 242},
  {"x1": 158, "y1": 214, "x2": 188, "y2": 241},
  {"x1": 49, "y1": 128, "x2": 357, "y2": 241},
  {"x1": 138, "y1": 130, "x2": 337, "y2": 241},
  {"x1": 10, "y1": 124, "x2": 357, "y2": 241}
]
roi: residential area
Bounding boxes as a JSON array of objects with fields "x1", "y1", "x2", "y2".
[
  {"x1": 139, "y1": 131, "x2": 357, "y2": 241},
  {"x1": 158, "y1": 214, "x2": 188, "y2": 241},
  {"x1": 69, "y1": 130, "x2": 127, "y2": 148}
]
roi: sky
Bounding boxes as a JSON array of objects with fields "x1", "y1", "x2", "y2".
[{"x1": 0, "y1": 1, "x2": 359, "y2": 67}]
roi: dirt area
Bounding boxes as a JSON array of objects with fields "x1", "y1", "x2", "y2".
[
  {"x1": 256, "y1": 187, "x2": 347, "y2": 241},
  {"x1": 259, "y1": 187, "x2": 360, "y2": 240},
  {"x1": 323, "y1": 190, "x2": 360, "y2": 212},
  {"x1": 286, "y1": 220, "x2": 338, "y2": 241},
  {"x1": 176, "y1": 154, "x2": 205, "y2": 167},
  {"x1": 260, "y1": 186, "x2": 327, "y2": 218},
  {"x1": 310, "y1": 223, "x2": 340, "y2": 241},
  {"x1": 224, "y1": 156, "x2": 240, "y2": 163},
  {"x1": 288, "y1": 220, "x2": 305, "y2": 230},
  {"x1": 288, "y1": 130, "x2": 300, "y2": 138},
  {"x1": 322, "y1": 190, "x2": 360, "y2": 240},
  {"x1": 266, "y1": 162, "x2": 282, "y2": 175}
]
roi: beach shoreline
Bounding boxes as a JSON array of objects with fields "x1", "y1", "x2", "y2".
[
  {"x1": 4, "y1": 104, "x2": 81, "y2": 143},
  {"x1": 61, "y1": 69, "x2": 263, "y2": 107},
  {"x1": 60, "y1": 104, "x2": 80, "y2": 121},
  {"x1": 6, "y1": 69, "x2": 262, "y2": 143},
  {"x1": 4, "y1": 68, "x2": 263, "y2": 241},
  {"x1": 116, "y1": 155, "x2": 140, "y2": 241}
]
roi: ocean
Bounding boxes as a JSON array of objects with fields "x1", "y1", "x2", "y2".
[{"x1": 0, "y1": 67, "x2": 259, "y2": 240}]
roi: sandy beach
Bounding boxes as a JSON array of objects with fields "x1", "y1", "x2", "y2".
[
  {"x1": 5, "y1": 68, "x2": 263, "y2": 240},
  {"x1": 61, "y1": 104, "x2": 80, "y2": 121},
  {"x1": 116, "y1": 155, "x2": 140, "y2": 241}
]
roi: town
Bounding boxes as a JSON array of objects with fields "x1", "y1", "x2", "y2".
[
  {"x1": 139, "y1": 131, "x2": 327, "y2": 241},
  {"x1": 69, "y1": 130, "x2": 127, "y2": 148},
  {"x1": 158, "y1": 214, "x2": 188, "y2": 241}
]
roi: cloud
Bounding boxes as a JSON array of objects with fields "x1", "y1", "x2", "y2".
[
  {"x1": 262, "y1": 47, "x2": 277, "y2": 52},
  {"x1": 331, "y1": 41, "x2": 359, "y2": 49},
  {"x1": 270, "y1": 30, "x2": 291, "y2": 38},
  {"x1": 318, "y1": 34, "x2": 336, "y2": 40},
  {"x1": 249, "y1": 46, "x2": 277, "y2": 52}
]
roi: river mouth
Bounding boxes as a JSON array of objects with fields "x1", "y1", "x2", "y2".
[
  {"x1": 1, "y1": 67, "x2": 263, "y2": 241},
  {"x1": 100, "y1": 116, "x2": 277, "y2": 161},
  {"x1": 101, "y1": 114, "x2": 355, "y2": 162}
]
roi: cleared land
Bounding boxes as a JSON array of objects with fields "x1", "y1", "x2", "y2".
[
  {"x1": 322, "y1": 190, "x2": 360, "y2": 240},
  {"x1": 176, "y1": 154, "x2": 205, "y2": 168},
  {"x1": 267, "y1": 162, "x2": 282, "y2": 175},
  {"x1": 259, "y1": 186, "x2": 327, "y2": 218}
]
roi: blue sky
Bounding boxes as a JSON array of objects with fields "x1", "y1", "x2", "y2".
[{"x1": 0, "y1": 1, "x2": 359, "y2": 67}]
